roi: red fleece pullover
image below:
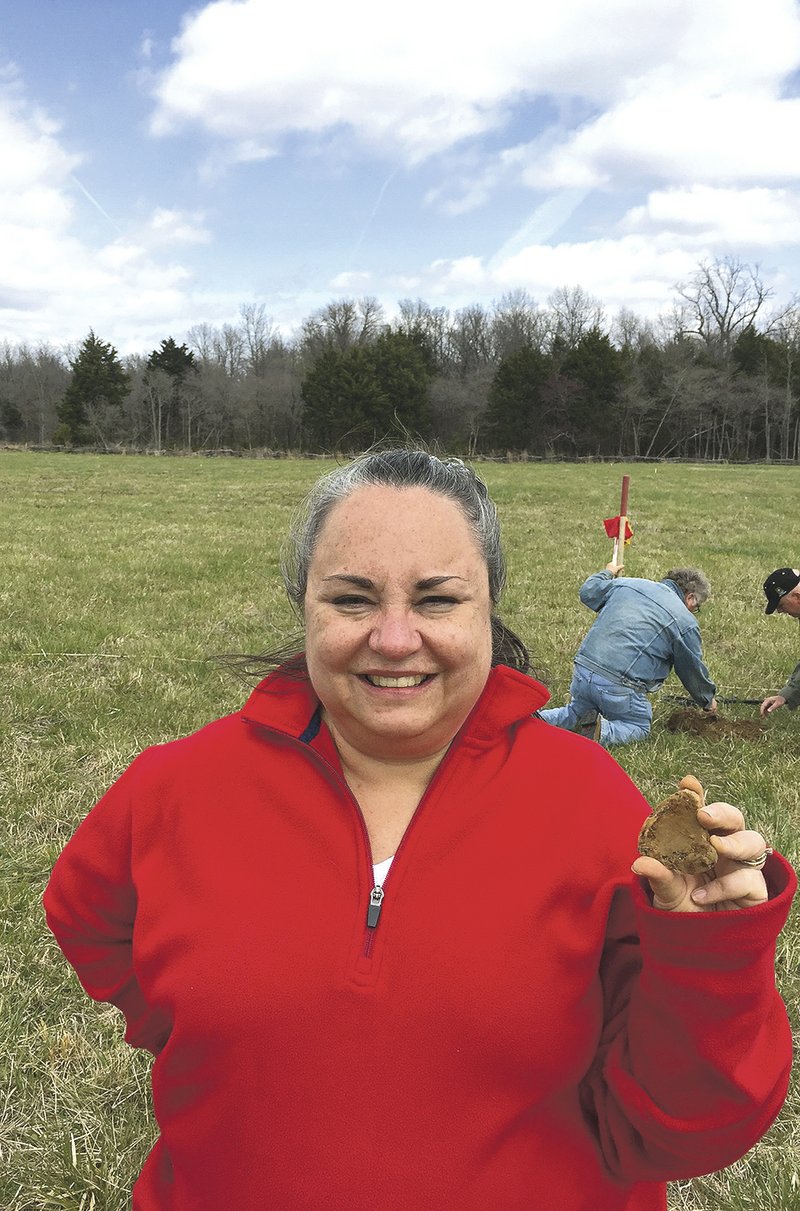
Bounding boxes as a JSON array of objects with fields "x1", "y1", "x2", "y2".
[{"x1": 44, "y1": 665, "x2": 795, "y2": 1211}]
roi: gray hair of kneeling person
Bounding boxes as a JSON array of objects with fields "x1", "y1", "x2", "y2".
[{"x1": 663, "y1": 567, "x2": 711, "y2": 605}]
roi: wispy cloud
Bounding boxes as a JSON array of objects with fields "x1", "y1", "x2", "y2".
[{"x1": 69, "y1": 174, "x2": 122, "y2": 234}]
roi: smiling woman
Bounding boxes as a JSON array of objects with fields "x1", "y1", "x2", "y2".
[
  {"x1": 305, "y1": 485, "x2": 493, "y2": 746},
  {"x1": 43, "y1": 448, "x2": 795, "y2": 1211},
  {"x1": 303, "y1": 481, "x2": 496, "y2": 861}
]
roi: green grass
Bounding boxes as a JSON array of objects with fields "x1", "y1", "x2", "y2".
[{"x1": 2, "y1": 451, "x2": 798, "y2": 1209}]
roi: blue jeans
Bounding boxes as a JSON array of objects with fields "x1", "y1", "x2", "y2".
[{"x1": 540, "y1": 663, "x2": 653, "y2": 745}]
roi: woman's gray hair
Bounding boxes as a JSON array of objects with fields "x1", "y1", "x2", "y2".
[
  {"x1": 664, "y1": 567, "x2": 711, "y2": 604},
  {"x1": 278, "y1": 448, "x2": 531, "y2": 673},
  {"x1": 282, "y1": 449, "x2": 507, "y2": 608}
]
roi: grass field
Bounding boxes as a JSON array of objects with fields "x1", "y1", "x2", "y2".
[{"x1": 2, "y1": 450, "x2": 798, "y2": 1210}]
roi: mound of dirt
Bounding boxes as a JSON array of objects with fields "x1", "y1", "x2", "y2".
[{"x1": 665, "y1": 709, "x2": 765, "y2": 741}]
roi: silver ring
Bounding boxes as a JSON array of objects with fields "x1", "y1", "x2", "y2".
[{"x1": 738, "y1": 848, "x2": 773, "y2": 870}]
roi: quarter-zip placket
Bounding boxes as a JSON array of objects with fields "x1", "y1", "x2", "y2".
[
  {"x1": 243, "y1": 712, "x2": 460, "y2": 966},
  {"x1": 348, "y1": 741, "x2": 462, "y2": 959}
]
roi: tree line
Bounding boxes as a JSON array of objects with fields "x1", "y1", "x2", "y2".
[{"x1": 2, "y1": 258, "x2": 799, "y2": 461}]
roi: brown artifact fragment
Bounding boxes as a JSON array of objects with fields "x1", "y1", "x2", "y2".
[{"x1": 637, "y1": 774, "x2": 717, "y2": 875}]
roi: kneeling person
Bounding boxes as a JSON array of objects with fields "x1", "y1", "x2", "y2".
[{"x1": 541, "y1": 565, "x2": 717, "y2": 744}]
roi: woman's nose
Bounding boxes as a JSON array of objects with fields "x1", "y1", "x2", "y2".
[{"x1": 368, "y1": 609, "x2": 423, "y2": 656}]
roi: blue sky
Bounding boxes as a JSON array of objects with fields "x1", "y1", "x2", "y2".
[{"x1": 2, "y1": 0, "x2": 800, "y2": 354}]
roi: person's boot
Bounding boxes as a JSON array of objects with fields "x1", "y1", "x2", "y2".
[{"x1": 574, "y1": 711, "x2": 603, "y2": 741}]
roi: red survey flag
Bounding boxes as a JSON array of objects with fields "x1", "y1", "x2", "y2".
[{"x1": 603, "y1": 516, "x2": 633, "y2": 543}]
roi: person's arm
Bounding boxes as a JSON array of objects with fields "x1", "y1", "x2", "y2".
[
  {"x1": 761, "y1": 660, "x2": 800, "y2": 714},
  {"x1": 580, "y1": 857, "x2": 795, "y2": 1182},
  {"x1": 579, "y1": 570, "x2": 617, "y2": 612},
  {"x1": 777, "y1": 660, "x2": 800, "y2": 709},
  {"x1": 672, "y1": 623, "x2": 716, "y2": 708},
  {"x1": 43, "y1": 757, "x2": 172, "y2": 1056}
]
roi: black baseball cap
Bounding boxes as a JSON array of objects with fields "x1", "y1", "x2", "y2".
[{"x1": 763, "y1": 567, "x2": 800, "y2": 614}]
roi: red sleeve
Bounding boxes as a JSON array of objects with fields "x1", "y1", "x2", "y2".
[
  {"x1": 581, "y1": 853, "x2": 796, "y2": 1181},
  {"x1": 43, "y1": 756, "x2": 172, "y2": 1056}
]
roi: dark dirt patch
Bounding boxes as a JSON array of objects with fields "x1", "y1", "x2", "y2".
[{"x1": 665, "y1": 709, "x2": 765, "y2": 741}]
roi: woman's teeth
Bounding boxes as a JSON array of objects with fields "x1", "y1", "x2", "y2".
[{"x1": 366, "y1": 674, "x2": 428, "y2": 688}]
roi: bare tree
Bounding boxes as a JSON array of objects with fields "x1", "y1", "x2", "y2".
[
  {"x1": 240, "y1": 302, "x2": 280, "y2": 376},
  {"x1": 490, "y1": 290, "x2": 550, "y2": 359},
  {"x1": 769, "y1": 302, "x2": 800, "y2": 460},
  {"x1": 141, "y1": 367, "x2": 172, "y2": 453},
  {"x1": 674, "y1": 257, "x2": 773, "y2": 359},
  {"x1": 547, "y1": 285, "x2": 605, "y2": 354},
  {"x1": 185, "y1": 322, "x2": 218, "y2": 364},
  {"x1": 611, "y1": 307, "x2": 658, "y2": 353},
  {"x1": 429, "y1": 367, "x2": 493, "y2": 452},
  {"x1": 395, "y1": 299, "x2": 451, "y2": 369},
  {"x1": 300, "y1": 297, "x2": 385, "y2": 358},
  {"x1": 446, "y1": 305, "x2": 493, "y2": 375},
  {"x1": 1, "y1": 342, "x2": 69, "y2": 443},
  {"x1": 212, "y1": 324, "x2": 247, "y2": 378}
]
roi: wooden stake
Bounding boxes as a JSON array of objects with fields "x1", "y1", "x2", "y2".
[{"x1": 612, "y1": 474, "x2": 630, "y2": 567}]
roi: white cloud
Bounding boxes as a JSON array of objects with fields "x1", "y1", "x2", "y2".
[
  {"x1": 0, "y1": 70, "x2": 80, "y2": 219},
  {"x1": 329, "y1": 270, "x2": 373, "y2": 290},
  {"x1": 524, "y1": 92, "x2": 800, "y2": 190},
  {"x1": 412, "y1": 237, "x2": 700, "y2": 319},
  {"x1": 149, "y1": 0, "x2": 800, "y2": 180},
  {"x1": 425, "y1": 164, "x2": 499, "y2": 217},
  {"x1": 0, "y1": 71, "x2": 217, "y2": 353},
  {"x1": 148, "y1": 0, "x2": 707, "y2": 162},
  {"x1": 622, "y1": 187, "x2": 800, "y2": 246},
  {"x1": 428, "y1": 255, "x2": 487, "y2": 290},
  {"x1": 148, "y1": 207, "x2": 211, "y2": 245}
]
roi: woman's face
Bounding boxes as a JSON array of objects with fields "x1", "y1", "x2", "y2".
[{"x1": 304, "y1": 485, "x2": 494, "y2": 762}]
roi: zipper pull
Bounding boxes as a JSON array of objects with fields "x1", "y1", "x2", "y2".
[{"x1": 367, "y1": 885, "x2": 385, "y2": 929}]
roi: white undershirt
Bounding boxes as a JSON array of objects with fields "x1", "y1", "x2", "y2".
[{"x1": 372, "y1": 855, "x2": 394, "y2": 885}]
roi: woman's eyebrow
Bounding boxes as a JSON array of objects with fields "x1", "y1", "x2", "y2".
[
  {"x1": 416, "y1": 575, "x2": 466, "y2": 589},
  {"x1": 320, "y1": 574, "x2": 466, "y2": 590},
  {"x1": 321, "y1": 574, "x2": 375, "y2": 588}
]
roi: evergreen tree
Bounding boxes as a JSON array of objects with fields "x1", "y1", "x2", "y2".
[
  {"x1": 559, "y1": 328, "x2": 625, "y2": 454},
  {"x1": 0, "y1": 399, "x2": 24, "y2": 441},
  {"x1": 56, "y1": 331, "x2": 130, "y2": 444},
  {"x1": 484, "y1": 345, "x2": 550, "y2": 451},
  {"x1": 148, "y1": 337, "x2": 196, "y2": 381},
  {"x1": 368, "y1": 329, "x2": 434, "y2": 437},
  {"x1": 300, "y1": 330, "x2": 434, "y2": 450},
  {"x1": 731, "y1": 328, "x2": 782, "y2": 381},
  {"x1": 146, "y1": 337, "x2": 196, "y2": 447},
  {"x1": 301, "y1": 347, "x2": 385, "y2": 449}
]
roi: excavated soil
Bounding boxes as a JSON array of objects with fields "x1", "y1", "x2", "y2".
[{"x1": 665, "y1": 709, "x2": 765, "y2": 741}]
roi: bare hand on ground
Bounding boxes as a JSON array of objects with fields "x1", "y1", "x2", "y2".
[{"x1": 760, "y1": 694, "x2": 786, "y2": 717}]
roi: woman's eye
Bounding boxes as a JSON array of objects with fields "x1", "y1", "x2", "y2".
[
  {"x1": 418, "y1": 596, "x2": 458, "y2": 608},
  {"x1": 331, "y1": 595, "x2": 372, "y2": 608}
]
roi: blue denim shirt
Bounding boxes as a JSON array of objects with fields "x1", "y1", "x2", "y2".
[{"x1": 574, "y1": 572, "x2": 716, "y2": 706}]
